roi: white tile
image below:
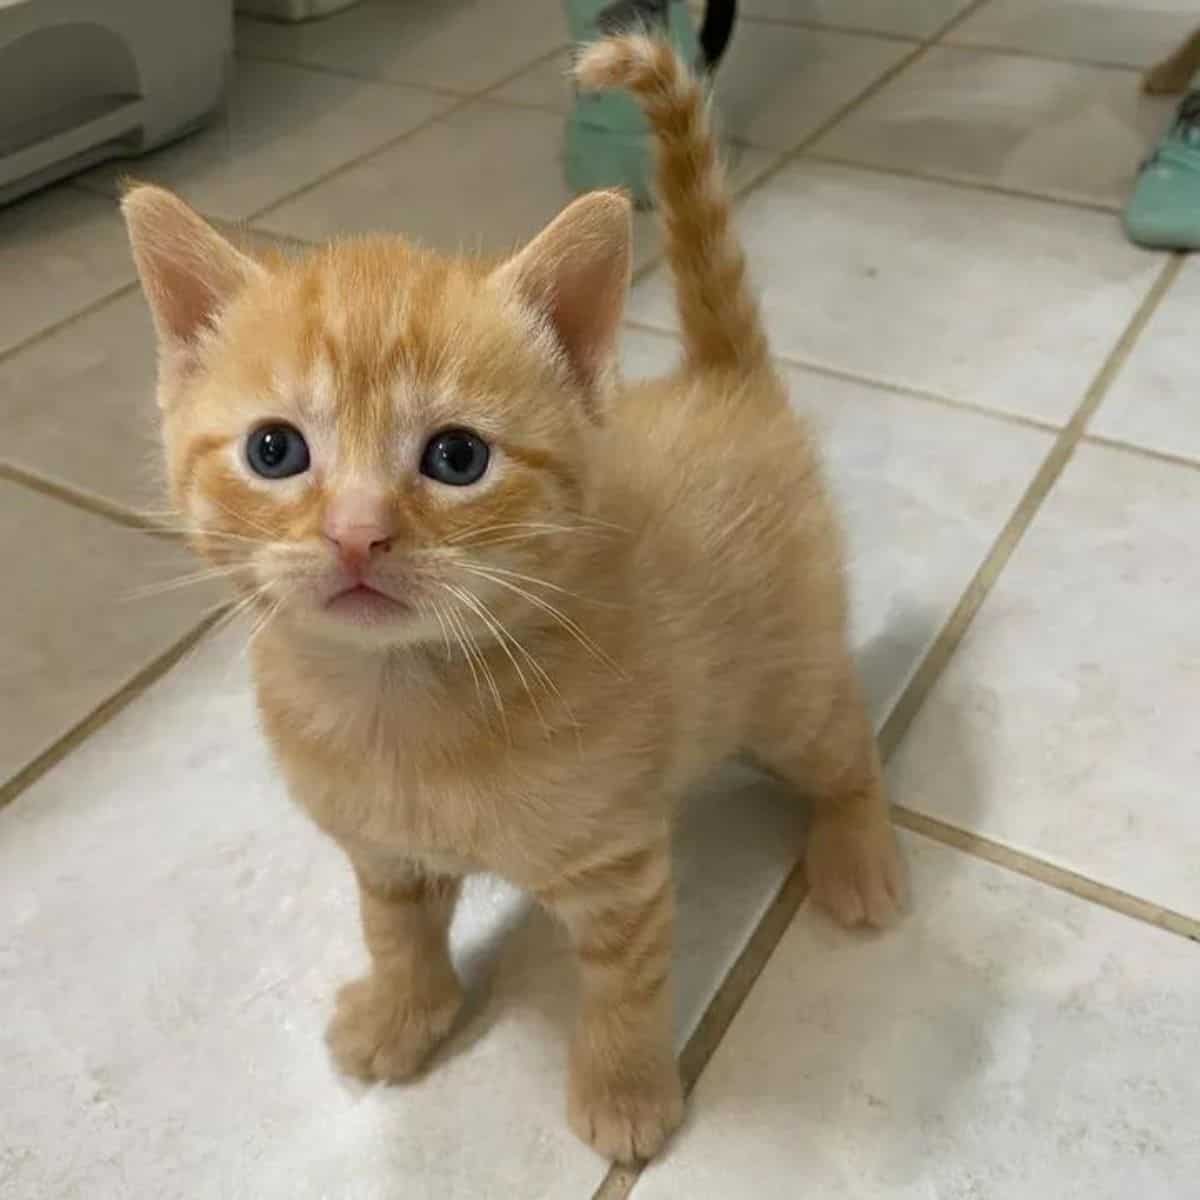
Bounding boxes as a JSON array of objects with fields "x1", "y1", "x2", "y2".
[
  {"x1": 491, "y1": 49, "x2": 574, "y2": 112},
  {"x1": 258, "y1": 101, "x2": 775, "y2": 270},
  {"x1": 237, "y1": 0, "x2": 566, "y2": 93},
  {"x1": 627, "y1": 160, "x2": 1163, "y2": 424},
  {"x1": 815, "y1": 47, "x2": 1172, "y2": 210},
  {"x1": 620, "y1": 329, "x2": 1051, "y2": 722},
  {"x1": 712, "y1": 23, "x2": 915, "y2": 150},
  {"x1": 1091, "y1": 257, "x2": 1200, "y2": 464},
  {"x1": 891, "y1": 443, "x2": 1200, "y2": 918},
  {"x1": 634, "y1": 834, "x2": 1200, "y2": 1200},
  {"x1": 739, "y1": 0, "x2": 973, "y2": 37},
  {"x1": 0, "y1": 483, "x2": 219, "y2": 782},
  {"x1": 949, "y1": 0, "x2": 1199, "y2": 70},
  {"x1": 0, "y1": 619, "x2": 812, "y2": 1197},
  {"x1": 0, "y1": 187, "x2": 133, "y2": 357},
  {"x1": 0, "y1": 292, "x2": 162, "y2": 512},
  {"x1": 82, "y1": 60, "x2": 451, "y2": 222}
]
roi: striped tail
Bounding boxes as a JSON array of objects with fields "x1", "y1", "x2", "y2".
[{"x1": 574, "y1": 34, "x2": 769, "y2": 374}]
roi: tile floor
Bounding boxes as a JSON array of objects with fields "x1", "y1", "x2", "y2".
[{"x1": 1, "y1": 2, "x2": 1197, "y2": 1198}]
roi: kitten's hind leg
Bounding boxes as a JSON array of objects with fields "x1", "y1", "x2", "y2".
[
  {"x1": 326, "y1": 856, "x2": 463, "y2": 1083},
  {"x1": 752, "y1": 663, "x2": 906, "y2": 929}
]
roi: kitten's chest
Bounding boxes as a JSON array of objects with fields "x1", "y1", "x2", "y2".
[{"x1": 266, "y1": 678, "x2": 546, "y2": 876}]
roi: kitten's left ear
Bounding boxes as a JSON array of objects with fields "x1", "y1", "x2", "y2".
[
  {"x1": 121, "y1": 184, "x2": 266, "y2": 367},
  {"x1": 492, "y1": 190, "x2": 632, "y2": 399}
]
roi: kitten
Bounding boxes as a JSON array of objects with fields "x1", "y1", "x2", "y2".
[{"x1": 122, "y1": 33, "x2": 904, "y2": 1164}]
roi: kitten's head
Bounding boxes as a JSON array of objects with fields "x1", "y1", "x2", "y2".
[{"x1": 122, "y1": 186, "x2": 631, "y2": 648}]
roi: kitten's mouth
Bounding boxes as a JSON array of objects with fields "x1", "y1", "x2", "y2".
[{"x1": 323, "y1": 583, "x2": 410, "y2": 623}]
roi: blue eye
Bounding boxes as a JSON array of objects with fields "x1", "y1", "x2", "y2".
[
  {"x1": 420, "y1": 429, "x2": 490, "y2": 487},
  {"x1": 247, "y1": 423, "x2": 310, "y2": 479}
]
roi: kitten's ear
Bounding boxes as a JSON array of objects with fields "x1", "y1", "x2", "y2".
[
  {"x1": 492, "y1": 190, "x2": 632, "y2": 397},
  {"x1": 121, "y1": 184, "x2": 265, "y2": 363}
]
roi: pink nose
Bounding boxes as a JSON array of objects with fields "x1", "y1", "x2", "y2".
[{"x1": 323, "y1": 492, "x2": 394, "y2": 572}]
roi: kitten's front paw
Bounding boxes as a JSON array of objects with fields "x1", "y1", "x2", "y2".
[
  {"x1": 568, "y1": 1055, "x2": 684, "y2": 1164},
  {"x1": 325, "y1": 971, "x2": 463, "y2": 1083},
  {"x1": 806, "y1": 810, "x2": 906, "y2": 930}
]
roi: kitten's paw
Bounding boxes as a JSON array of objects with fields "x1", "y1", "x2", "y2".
[
  {"x1": 806, "y1": 810, "x2": 906, "y2": 929},
  {"x1": 568, "y1": 1057, "x2": 684, "y2": 1163},
  {"x1": 325, "y1": 971, "x2": 463, "y2": 1083}
]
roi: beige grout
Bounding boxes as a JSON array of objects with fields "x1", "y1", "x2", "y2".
[
  {"x1": 245, "y1": 44, "x2": 569, "y2": 225},
  {"x1": 0, "y1": 609, "x2": 225, "y2": 814},
  {"x1": 1082, "y1": 433, "x2": 1200, "y2": 475},
  {"x1": 0, "y1": 282, "x2": 139, "y2": 368},
  {"x1": 878, "y1": 253, "x2": 1185, "y2": 769},
  {"x1": 0, "y1": 461, "x2": 175, "y2": 536},
  {"x1": 235, "y1": 51, "x2": 469, "y2": 101},
  {"x1": 936, "y1": 34, "x2": 1175, "y2": 77},
  {"x1": 801, "y1": 149, "x2": 1124, "y2": 216},
  {"x1": 894, "y1": 809, "x2": 1200, "y2": 943},
  {"x1": 622, "y1": 317, "x2": 1065, "y2": 436}
]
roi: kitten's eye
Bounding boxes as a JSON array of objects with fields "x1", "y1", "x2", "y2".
[
  {"x1": 420, "y1": 429, "x2": 490, "y2": 487},
  {"x1": 246, "y1": 423, "x2": 310, "y2": 479}
]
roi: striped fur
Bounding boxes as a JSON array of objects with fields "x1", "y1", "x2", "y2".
[{"x1": 575, "y1": 33, "x2": 769, "y2": 372}]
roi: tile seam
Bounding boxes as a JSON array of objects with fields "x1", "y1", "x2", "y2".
[{"x1": 584, "y1": 82, "x2": 1184, "y2": 1200}]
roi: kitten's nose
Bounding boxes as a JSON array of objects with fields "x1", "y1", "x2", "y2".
[{"x1": 324, "y1": 491, "x2": 394, "y2": 573}]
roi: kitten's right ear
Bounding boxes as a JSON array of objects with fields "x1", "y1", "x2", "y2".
[{"x1": 121, "y1": 185, "x2": 264, "y2": 364}]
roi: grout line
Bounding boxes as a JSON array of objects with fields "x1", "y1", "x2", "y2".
[
  {"x1": 732, "y1": 12, "x2": 924, "y2": 46},
  {"x1": 1082, "y1": 433, "x2": 1200, "y2": 476},
  {"x1": 0, "y1": 461, "x2": 175, "y2": 536},
  {"x1": 592, "y1": 861, "x2": 813, "y2": 1200},
  {"x1": 0, "y1": 282, "x2": 138, "y2": 368},
  {"x1": 936, "y1": 34, "x2": 1174, "y2": 77},
  {"x1": 245, "y1": 95, "x2": 477, "y2": 223},
  {"x1": 235, "y1": 51, "x2": 469, "y2": 100},
  {"x1": 246, "y1": 45, "x2": 568, "y2": 225},
  {"x1": 894, "y1": 809, "x2": 1200, "y2": 943},
  {"x1": 0, "y1": 609, "x2": 225, "y2": 814},
  {"x1": 800, "y1": 150, "x2": 1123, "y2": 216},
  {"x1": 877, "y1": 253, "x2": 1184, "y2": 767},
  {"x1": 622, "y1": 318, "x2": 1063, "y2": 437},
  {"x1": 586, "y1": 117, "x2": 1185, "y2": 1200},
  {"x1": 627, "y1": 0, "x2": 994, "y2": 291}
]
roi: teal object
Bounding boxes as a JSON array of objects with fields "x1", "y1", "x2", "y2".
[
  {"x1": 564, "y1": 0, "x2": 701, "y2": 207},
  {"x1": 1125, "y1": 89, "x2": 1200, "y2": 250}
]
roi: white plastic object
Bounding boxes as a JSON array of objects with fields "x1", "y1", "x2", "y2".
[{"x1": 0, "y1": 0, "x2": 232, "y2": 205}]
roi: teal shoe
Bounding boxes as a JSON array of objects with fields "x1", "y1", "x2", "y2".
[{"x1": 1125, "y1": 90, "x2": 1200, "y2": 249}]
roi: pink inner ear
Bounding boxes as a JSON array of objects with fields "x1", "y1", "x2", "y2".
[
  {"x1": 496, "y1": 191, "x2": 632, "y2": 393},
  {"x1": 122, "y1": 186, "x2": 263, "y2": 352}
]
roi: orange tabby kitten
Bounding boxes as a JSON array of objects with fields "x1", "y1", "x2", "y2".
[{"x1": 122, "y1": 34, "x2": 904, "y2": 1163}]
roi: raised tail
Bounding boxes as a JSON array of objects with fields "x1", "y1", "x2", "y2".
[{"x1": 574, "y1": 33, "x2": 769, "y2": 374}]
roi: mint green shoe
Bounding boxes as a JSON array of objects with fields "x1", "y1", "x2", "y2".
[
  {"x1": 1125, "y1": 90, "x2": 1200, "y2": 249},
  {"x1": 565, "y1": 0, "x2": 734, "y2": 206}
]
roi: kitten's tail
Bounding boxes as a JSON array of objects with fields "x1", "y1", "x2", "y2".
[{"x1": 574, "y1": 34, "x2": 769, "y2": 375}]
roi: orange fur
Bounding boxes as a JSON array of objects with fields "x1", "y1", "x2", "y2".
[{"x1": 123, "y1": 33, "x2": 904, "y2": 1165}]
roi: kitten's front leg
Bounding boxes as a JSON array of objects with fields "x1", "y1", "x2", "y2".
[
  {"x1": 326, "y1": 856, "x2": 463, "y2": 1083},
  {"x1": 540, "y1": 837, "x2": 683, "y2": 1164}
]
